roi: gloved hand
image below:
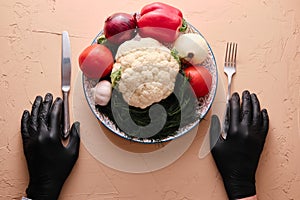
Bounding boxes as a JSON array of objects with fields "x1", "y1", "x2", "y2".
[
  {"x1": 21, "y1": 93, "x2": 80, "y2": 200},
  {"x1": 210, "y1": 91, "x2": 269, "y2": 200}
]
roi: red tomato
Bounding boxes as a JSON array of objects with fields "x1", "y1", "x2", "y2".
[
  {"x1": 184, "y1": 66, "x2": 212, "y2": 97},
  {"x1": 79, "y1": 44, "x2": 114, "y2": 79}
]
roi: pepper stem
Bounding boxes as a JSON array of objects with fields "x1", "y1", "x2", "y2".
[{"x1": 179, "y1": 18, "x2": 188, "y2": 32}]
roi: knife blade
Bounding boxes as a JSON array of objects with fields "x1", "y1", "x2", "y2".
[{"x1": 61, "y1": 31, "x2": 71, "y2": 138}]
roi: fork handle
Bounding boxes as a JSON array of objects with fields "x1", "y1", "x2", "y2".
[
  {"x1": 222, "y1": 102, "x2": 230, "y2": 139},
  {"x1": 227, "y1": 74, "x2": 233, "y2": 101},
  {"x1": 223, "y1": 74, "x2": 233, "y2": 138}
]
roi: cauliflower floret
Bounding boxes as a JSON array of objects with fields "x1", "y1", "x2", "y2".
[
  {"x1": 116, "y1": 37, "x2": 164, "y2": 59},
  {"x1": 112, "y1": 40, "x2": 180, "y2": 109}
]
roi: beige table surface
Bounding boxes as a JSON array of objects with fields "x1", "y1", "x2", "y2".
[{"x1": 1, "y1": 0, "x2": 300, "y2": 199}]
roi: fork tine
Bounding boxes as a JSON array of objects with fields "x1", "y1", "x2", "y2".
[
  {"x1": 230, "y1": 42, "x2": 235, "y2": 66},
  {"x1": 233, "y1": 43, "x2": 237, "y2": 67},
  {"x1": 225, "y1": 42, "x2": 237, "y2": 68},
  {"x1": 225, "y1": 42, "x2": 229, "y2": 66},
  {"x1": 231, "y1": 43, "x2": 235, "y2": 66}
]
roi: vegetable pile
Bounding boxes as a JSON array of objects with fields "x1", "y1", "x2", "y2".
[{"x1": 78, "y1": 2, "x2": 213, "y2": 140}]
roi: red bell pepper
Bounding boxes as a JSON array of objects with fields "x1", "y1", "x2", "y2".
[{"x1": 137, "y1": 2, "x2": 186, "y2": 43}]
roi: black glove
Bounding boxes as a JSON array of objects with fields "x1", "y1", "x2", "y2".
[
  {"x1": 210, "y1": 91, "x2": 269, "y2": 200},
  {"x1": 21, "y1": 93, "x2": 80, "y2": 200}
]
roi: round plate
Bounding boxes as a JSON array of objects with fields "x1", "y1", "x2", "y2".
[{"x1": 82, "y1": 23, "x2": 218, "y2": 144}]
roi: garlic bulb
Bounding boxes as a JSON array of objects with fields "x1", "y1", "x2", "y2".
[{"x1": 92, "y1": 80, "x2": 112, "y2": 106}]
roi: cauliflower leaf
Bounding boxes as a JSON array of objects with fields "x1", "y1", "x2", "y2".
[{"x1": 111, "y1": 67, "x2": 122, "y2": 87}]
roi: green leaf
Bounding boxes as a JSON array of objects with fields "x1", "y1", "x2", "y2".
[
  {"x1": 171, "y1": 49, "x2": 181, "y2": 65},
  {"x1": 97, "y1": 35, "x2": 107, "y2": 44},
  {"x1": 110, "y1": 67, "x2": 122, "y2": 87}
]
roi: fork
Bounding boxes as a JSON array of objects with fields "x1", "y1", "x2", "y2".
[
  {"x1": 224, "y1": 42, "x2": 237, "y2": 101},
  {"x1": 222, "y1": 42, "x2": 237, "y2": 137}
]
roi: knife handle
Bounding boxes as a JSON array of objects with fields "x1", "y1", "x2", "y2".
[{"x1": 63, "y1": 91, "x2": 70, "y2": 138}]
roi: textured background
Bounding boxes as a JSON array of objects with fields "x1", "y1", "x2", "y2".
[{"x1": 0, "y1": 0, "x2": 299, "y2": 199}]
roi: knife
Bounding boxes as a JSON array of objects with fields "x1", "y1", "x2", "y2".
[{"x1": 61, "y1": 31, "x2": 71, "y2": 138}]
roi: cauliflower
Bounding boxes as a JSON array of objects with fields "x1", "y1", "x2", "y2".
[{"x1": 112, "y1": 37, "x2": 180, "y2": 109}]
